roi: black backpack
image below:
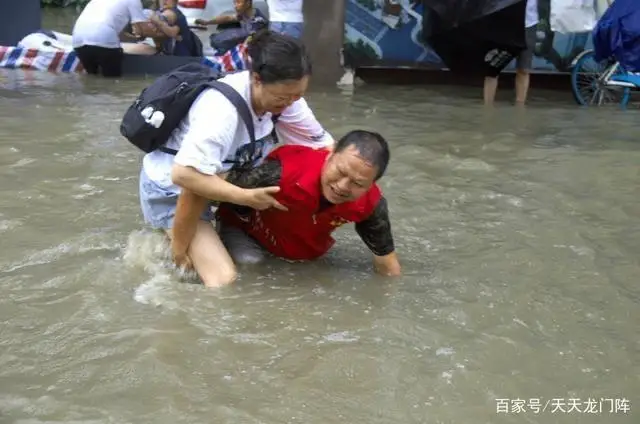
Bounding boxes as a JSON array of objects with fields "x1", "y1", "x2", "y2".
[
  {"x1": 120, "y1": 62, "x2": 256, "y2": 156},
  {"x1": 188, "y1": 30, "x2": 204, "y2": 57}
]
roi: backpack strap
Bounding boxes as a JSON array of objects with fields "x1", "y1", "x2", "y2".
[
  {"x1": 158, "y1": 80, "x2": 255, "y2": 156},
  {"x1": 208, "y1": 80, "x2": 256, "y2": 145},
  {"x1": 270, "y1": 113, "x2": 281, "y2": 144}
]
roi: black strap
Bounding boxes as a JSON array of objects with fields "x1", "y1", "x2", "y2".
[
  {"x1": 159, "y1": 80, "x2": 256, "y2": 156},
  {"x1": 207, "y1": 80, "x2": 256, "y2": 144}
]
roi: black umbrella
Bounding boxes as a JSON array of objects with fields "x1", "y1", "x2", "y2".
[{"x1": 421, "y1": 0, "x2": 528, "y2": 77}]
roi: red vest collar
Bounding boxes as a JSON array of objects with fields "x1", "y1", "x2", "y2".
[{"x1": 292, "y1": 149, "x2": 330, "y2": 203}]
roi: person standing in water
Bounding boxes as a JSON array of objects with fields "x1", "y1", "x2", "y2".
[
  {"x1": 72, "y1": 0, "x2": 148, "y2": 77},
  {"x1": 483, "y1": 0, "x2": 539, "y2": 105}
]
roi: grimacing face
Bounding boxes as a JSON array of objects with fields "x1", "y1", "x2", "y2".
[
  {"x1": 252, "y1": 74, "x2": 309, "y2": 115},
  {"x1": 321, "y1": 145, "x2": 378, "y2": 204}
]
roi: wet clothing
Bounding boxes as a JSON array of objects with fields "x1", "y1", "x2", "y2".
[
  {"x1": 72, "y1": 0, "x2": 147, "y2": 77},
  {"x1": 218, "y1": 145, "x2": 396, "y2": 261},
  {"x1": 74, "y1": 45, "x2": 124, "y2": 77},
  {"x1": 72, "y1": 0, "x2": 147, "y2": 49},
  {"x1": 139, "y1": 71, "x2": 333, "y2": 230}
]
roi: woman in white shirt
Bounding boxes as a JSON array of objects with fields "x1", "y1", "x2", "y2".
[{"x1": 139, "y1": 29, "x2": 334, "y2": 287}]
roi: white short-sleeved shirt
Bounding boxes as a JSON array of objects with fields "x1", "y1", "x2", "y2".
[
  {"x1": 525, "y1": 0, "x2": 539, "y2": 28},
  {"x1": 142, "y1": 70, "x2": 333, "y2": 193},
  {"x1": 72, "y1": 0, "x2": 148, "y2": 49},
  {"x1": 266, "y1": 0, "x2": 304, "y2": 23}
]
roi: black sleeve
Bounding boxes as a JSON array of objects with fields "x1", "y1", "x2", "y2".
[
  {"x1": 354, "y1": 196, "x2": 396, "y2": 257},
  {"x1": 225, "y1": 159, "x2": 282, "y2": 188}
]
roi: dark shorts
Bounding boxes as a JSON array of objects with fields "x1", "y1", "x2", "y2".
[
  {"x1": 74, "y1": 45, "x2": 124, "y2": 77},
  {"x1": 515, "y1": 25, "x2": 538, "y2": 71}
]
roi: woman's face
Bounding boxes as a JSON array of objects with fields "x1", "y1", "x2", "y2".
[{"x1": 252, "y1": 74, "x2": 309, "y2": 115}]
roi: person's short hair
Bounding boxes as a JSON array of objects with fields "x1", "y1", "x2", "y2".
[{"x1": 334, "y1": 130, "x2": 390, "y2": 180}]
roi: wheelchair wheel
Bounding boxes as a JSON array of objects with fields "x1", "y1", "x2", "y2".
[{"x1": 570, "y1": 50, "x2": 630, "y2": 107}]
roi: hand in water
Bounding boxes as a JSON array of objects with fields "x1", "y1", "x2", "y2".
[
  {"x1": 172, "y1": 247, "x2": 193, "y2": 271},
  {"x1": 244, "y1": 187, "x2": 288, "y2": 211}
]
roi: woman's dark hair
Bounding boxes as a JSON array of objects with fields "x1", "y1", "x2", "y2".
[{"x1": 247, "y1": 29, "x2": 312, "y2": 84}]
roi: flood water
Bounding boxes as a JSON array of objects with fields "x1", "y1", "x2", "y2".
[{"x1": 1, "y1": 9, "x2": 639, "y2": 424}]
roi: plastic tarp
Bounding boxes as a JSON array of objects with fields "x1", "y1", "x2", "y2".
[
  {"x1": 550, "y1": 0, "x2": 592, "y2": 33},
  {"x1": 550, "y1": 0, "x2": 613, "y2": 33},
  {"x1": 592, "y1": 0, "x2": 640, "y2": 71}
]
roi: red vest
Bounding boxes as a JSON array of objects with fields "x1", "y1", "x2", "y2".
[{"x1": 217, "y1": 145, "x2": 382, "y2": 260}]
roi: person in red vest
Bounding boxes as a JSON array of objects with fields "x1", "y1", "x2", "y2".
[
  {"x1": 172, "y1": 130, "x2": 401, "y2": 283},
  {"x1": 213, "y1": 129, "x2": 402, "y2": 277}
]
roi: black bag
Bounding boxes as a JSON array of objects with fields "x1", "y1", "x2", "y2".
[
  {"x1": 120, "y1": 62, "x2": 255, "y2": 156},
  {"x1": 187, "y1": 29, "x2": 203, "y2": 56},
  {"x1": 209, "y1": 28, "x2": 250, "y2": 54}
]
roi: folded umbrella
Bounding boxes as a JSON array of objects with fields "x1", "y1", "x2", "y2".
[{"x1": 422, "y1": 0, "x2": 528, "y2": 77}]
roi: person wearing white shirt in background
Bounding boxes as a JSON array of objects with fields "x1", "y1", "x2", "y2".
[
  {"x1": 483, "y1": 0, "x2": 539, "y2": 105},
  {"x1": 266, "y1": 0, "x2": 304, "y2": 39},
  {"x1": 72, "y1": 0, "x2": 148, "y2": 77},
  {"x1": 139, "y1": 30, "x2": 335, "y2": 288}
]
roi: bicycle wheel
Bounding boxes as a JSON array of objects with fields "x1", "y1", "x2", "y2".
[{"x1": 570, "y1": 50, "x2": 630, "y2": 107}]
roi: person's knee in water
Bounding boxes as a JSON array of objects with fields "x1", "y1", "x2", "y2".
[{"x1": 217, "y1": 221, "x2": 267, "y2": 265}]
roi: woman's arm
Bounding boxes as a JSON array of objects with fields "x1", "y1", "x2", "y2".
[{"x1": 273, "y1": 98, "x2": 335, "y2": 149}]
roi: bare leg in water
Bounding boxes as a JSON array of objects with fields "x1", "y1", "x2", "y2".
[
  {"x1": 483, "y1": 76, "x2": 499, "y2": 105},
  {"x1": 515, "y1": 68, "x2": 530, "y2": 104}
]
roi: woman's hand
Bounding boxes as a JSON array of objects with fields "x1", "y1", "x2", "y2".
[
  {"x1": 242, "y1": 187, "x2": 288, "y2": 211},
  {"x1": 172, "y1": 243, "x2": 193, "y2": 271}
]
